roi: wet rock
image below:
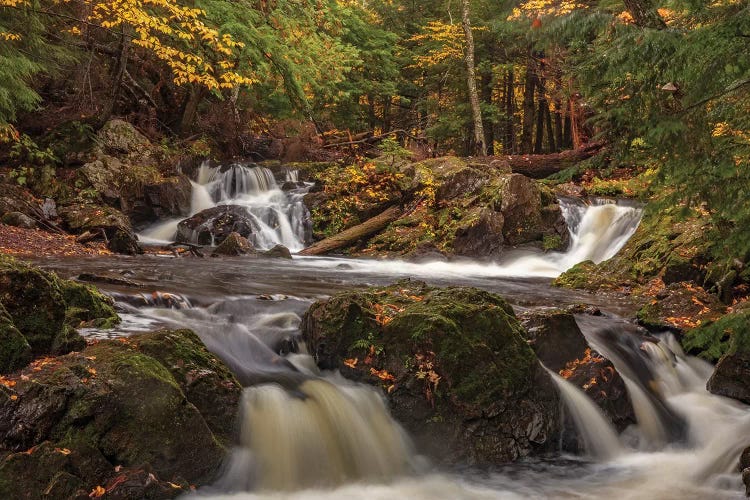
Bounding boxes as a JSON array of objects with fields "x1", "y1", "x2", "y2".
[
  {"x1": 59, "y1": 203, "x2": 143, "y2": 255},
  {"x1": 405, "y1": 242, "x2": 448, "y2": 262},
  {"x1": 177, "y1": 205, "x2": 253, "y2": 246},
  {"x1": 0, "y1": 303, "x2": 32, "y2": 374},
  {"x1": 212, "y1": 232, "x2": 256, "y2": 257},
  {"x1": 0, "y1": 329, "x2": 241, "y2": 499},
  {"x1": 520, "y1": 309, "x2": 634, "y2": 432},
  {"x1": 129, "y1": 175, "x2": 193, "y2": 225},
  {"x1": 740, "y1": 447, "x2": 750, "y2": 496},
  {"x1": 0, "y1": 255, "x2": 119, "y2": 363},
  {"x1": 520, "y1": 310, "x2": 589, "y2": 372},
  {"x1": 77, "y1": 272, "x2": 144, "y2": 288},
  {"x1": 702, "y1": 311, "x2": 750, "y2": 403},
  {"x1": 637, "y1": 282, "x2": 726, "y2": 332},
  {"x1": 263, "y1": 244, "x2": 293, "y2": 259},
  {"x1": 301, "y1": 281, "x2": 560, "y2": 465},
  {"x1": 453, "y1": 209, "x2": 505, "y2": 257},
  {"x1": 1, "y1": 211, "x2": 36, "y2": 229}
]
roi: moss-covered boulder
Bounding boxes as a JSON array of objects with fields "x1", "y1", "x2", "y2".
[
  {"x1": 59, "y1": 202, "x2": 142, "y2": 255},
  {"x1": 636, "y1": 282, "x2": 726, "y2": 332},
  {"x1": 301, "y1": 280, "x2": 560, "y2": 464},
  {"x1": 306, "y1": 156, "x2": 568, "y2": 258},
  {"x1": 0, "y1": 255, "x2": 119, "y2": 368},
  {"x1": 683, "y1": 310, "x2": 750, "y2": 362},
  {"x1": 701, "y1": 311, "x2": 750, "y2": 404},
  {"x1": 0, "y1": 303, "x2": 32, "y2": 374},
  {"x1": 0, "y1": 329, "x2": 241, "y2": 499}
]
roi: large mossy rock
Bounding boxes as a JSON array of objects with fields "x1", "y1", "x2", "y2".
[
  {"x1": 0, "y1": 329, "x2": 242, "y2": 499},
  {"x1": 301, "y1": 280, "x2": 560, "y2": 464},
  {"x1": 75, "y1": 119, "x2": 193, "y2": 229},
  {"x1": 683, "y1": 309, "x2": 750, "y2": 362},
  {"x1": 59, "y1": 203, "x2": 142, "y2": 255},
  {"x1": 0, "y1": 255, "x2": 119, "y2": 371},
  {"x1": 177, "y1": 205, "x2": 254, "y2": 246},
  {"x1": 0, "y1": 303, "x2": 32, "y2": 374},
  {"x1": 362, "y1": 157, "x2": 568, "y2": 258},
  {"x1": 690, "y1": 310, "x2": 750, "y2": 404},
  {"x1": 636, "y1": 282, "x2": 726, "y2": 332}
]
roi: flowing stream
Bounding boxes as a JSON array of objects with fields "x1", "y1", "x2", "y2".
[{"x1": 34, "y1": 172, "x2": 750, "y2": 499}]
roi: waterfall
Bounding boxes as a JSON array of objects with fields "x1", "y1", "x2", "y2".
[
  {"x1": 544, "y1": 366, "x2": 624, "y2": 460},
  {"x1": 217, "y1": 380, "x2": 417, "y2": 492},
  {"x1": 140, "y1": 162, "x2": 311, "y2": 251}
]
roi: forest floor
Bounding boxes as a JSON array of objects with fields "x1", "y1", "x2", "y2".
[{"x1": 0, "y1": 224, "x2": 110, "y2": 257}]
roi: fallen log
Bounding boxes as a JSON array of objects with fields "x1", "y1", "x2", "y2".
[
  {"x1": 491, "y1": 141, "x2": 606, "y2": 179},
  {"x1": 298, "y1": 205, "x2": 402, "y2": 256}
]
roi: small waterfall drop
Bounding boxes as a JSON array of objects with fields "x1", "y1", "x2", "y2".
[
  {"x1": 218, "y1": 380, "x2": 417, "y2": 492},
  {"x1": 545, "y1": 367, "x2": 625, "y2": 460},
  {"x1": 140, "y1": 162, "x2": 311, "y2": 251}
]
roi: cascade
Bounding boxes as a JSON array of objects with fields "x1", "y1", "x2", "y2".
[
  {"x1": 544, "y1": 366, "x2": 624, "y2": 460},
  {"x1": 140, "y1": 162, "x2": 311, "y2": 251}
]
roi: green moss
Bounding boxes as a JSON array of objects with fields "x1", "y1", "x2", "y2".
[
  {"x1": 0, "y1": 302, "x2": 32, "y2": 374},
  {"x1": 0, "y1": 255, "x2": 119, "y2": 360},
  {"x1": 682, "y1": 310, "x2": 750, "y2": 362},
  {"x1": 59, "y1": 280, "x2": 119, "y2": 328},
  {"x1": 542, "y1": 234, "x2": 563, "y2": 251}
]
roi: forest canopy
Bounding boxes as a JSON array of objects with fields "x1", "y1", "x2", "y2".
[{"x1": 0, "y1": 0, "x2": 748, "y2": 254}]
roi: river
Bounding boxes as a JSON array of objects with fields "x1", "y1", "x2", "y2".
[{"x1": 31, "y1": 164, "x2": 750, "y2": 499}]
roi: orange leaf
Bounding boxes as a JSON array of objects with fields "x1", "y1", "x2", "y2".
[
  {"x1": 343, "y1": 358, "x2": 358, "y2": 369},
  {"x1": 89, "y1": 485, "x2": 106, "y2": 498},
  {"x1": 55, "y1": 447, "x2": 71, "y2": 455}
]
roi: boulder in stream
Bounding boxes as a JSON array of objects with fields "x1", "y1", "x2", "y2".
[
  {"x1": 262, "y1": 244, "x2": 292, "y2": 259},
  {"x1": 177, "y1": 205, "x2": 254, "y2": 246},
  {"x1": 0, "y1": 329, "x2": 242, "y2": 499},
  {"x1": 212, "y1": 232, "x2": 256, "y2": 256},
  {"x1": 520, "y1": 309, "x2": 635, "y2": 433},
  {"x1": 0, "y1": 255, "x2": 118, "y2": 368},
  {"x1": 701, "y1": 311, "x2": 750, "y2": 404},
  {"x1": 301, "y1": 280, "x2": 560, "y2": 464}
]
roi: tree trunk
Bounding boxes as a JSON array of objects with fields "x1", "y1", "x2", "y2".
[
  {"x1": 461, "y1": 0, "x2": 487, "y2": 156},
  {"x1": 520, "y1": 56, "x2": 536, "y2": 154},
  {"x1": 534, "y1": 78, "x2": 546, "y2": 153},
  {"x1": 554, "y1": 101, "x2": 564, "y2": 153},
  {"x1": 298, "y1": 206, "x2": 402, "y2": 256},
  {"x1": 545, "y1": 104, "x2": 556, "y2": 153},
  {"x1": 179, "y1": 86, "x2": 205, "y2": 136},
  {"x1": 504, "y1": 68, "x2": 516, "y2": 154},
  {"x1": 623, "y1": 0, "x2": 667, "y2": 29},
  {"x1": 99, "y1": 32, "x2": 131, "y2": 125},
  {"x1": 481, "y1": 72, "x2": 494, "y2": 155},
  {"x1": 487, "y1": 141, "x2": 606, "y2": 178}
]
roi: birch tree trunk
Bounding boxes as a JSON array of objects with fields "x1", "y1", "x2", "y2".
[{"x1": 461, "y1": 0, "x2": 487, "y2": 156}]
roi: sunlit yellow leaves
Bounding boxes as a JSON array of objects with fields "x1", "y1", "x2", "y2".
[
  {"x1": 409, "y1": 21, "x2": 464, "y2": 69},
  {"x1": 74, "y1": 0, "x2": 254, "y2": 91},
  {"x1": 509, "y1": 0, "x2": 587, "y2": 21}
]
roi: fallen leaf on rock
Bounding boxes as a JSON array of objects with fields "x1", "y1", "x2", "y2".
[
  {"x1": 89, "y1": 485, "x2": 106, "y2": 498},
  {"x1": 54, "y1": 448, "x2": 71, "y2": 455}
]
